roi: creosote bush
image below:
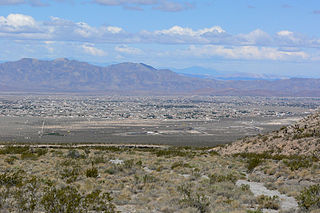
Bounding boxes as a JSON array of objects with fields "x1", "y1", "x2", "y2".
[
  {"x1": 86, "y1": 166, "x2": 98, "y2": 178},
  {"x1": 41, "y1": 185, "x2": 116, "y2": 213},
  {"x1": 297, "y1": 184, "x2": 320, "y2": 210},
  {"x1": 209, "y1": 173, "x2": 238, "y2": 184},
  {"x1": 256, "y1": 195, "x2": 280, "y2": 210},
  {"x1": 177, "y1": 184, "x2": 210, "y2": 213}
]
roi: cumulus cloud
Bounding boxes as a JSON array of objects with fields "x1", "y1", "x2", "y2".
[
  {"x1": 115, "y1": 44, "x2": 143, "y2": 54},
  {"x1": 0, "y1": 13, "x2": 40, "y2": 33},
  {"x1": 179, "y1": 45, "x2": 309, "y2": 61},
  {"x1": 82, "y1": 44, "x2": 106, "y2": 56},
  {"x1": 92, "y1": 0, "x2": 194, "y2": 12},
  {"x1": 1, "y1": 13, "x2": 320, "y2": 63}
]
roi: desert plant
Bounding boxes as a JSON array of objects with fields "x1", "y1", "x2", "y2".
[
  {"x1": 86, "y1": 163, "x2": 98, "y2": 178},
  {"x1": 171, "y1": 161, "x2": 192, "y2": 170},
  {"x1": 297, "y1": 184, "x2": 320, "y2": 210},
  {"x1": 4, "y1": 156, "x2": 18, "y2": 165},
  {"x1": 256, "y1": 195, "x2": 280, "y2": 210},
  {"x1": 0, "y1": 146, "x2": 29, "y2": 155},
  {"x1": 83, "y1": 189, "x2": 116, "y2": 212},
  {"x1": 177, "y1": 184, "x2": 210, "y2": 213},
  {"x1": 41, "y1": 185, "x2": 83, "y2": 213},
  {"x1": 67, "y1": 149, "x2": 85, "y2": 159},
  {"x1": 21, "y1": 152, "x2": 38, "y2": 160},
  {"x1": 0, "y1": 170, "x2": 24, "y2": 187},
  {"x1": 209, "y1": 173, "x2": 237, "y2": 184},
  {"x1": 60, "y1": 166, "x2": 81, "y2": 183},
  {"x1": 283, "y1": 158, "x2": 312, "y2": 171},
  {"x1": 14, "y1": 176, "x2": 40, "y2": 212}
]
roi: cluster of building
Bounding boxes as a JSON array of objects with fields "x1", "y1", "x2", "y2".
[{"x1": 0, "y1": 96, "x2": 319, "y2": 120}]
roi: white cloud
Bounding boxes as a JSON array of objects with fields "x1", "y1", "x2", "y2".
[
  {"x1": 107, "y1": 26, "x2": 123, "y2": 34},
  {"x1": 277, "y1": 30, "x2": 293, "y2": 37},
  {"x1": 155, "y1": 25, "x2": 225, "y2": 36},
  {"x1": 115, "y1": 44, "x2": 143, "y2": 54},
  {"x1": 0, "y1": 13, "x2": 320, "y2": 63},
  {"x1": 179, "y1": 45, "x2": 309, "y2": 61},
  {"x1": 82, "y1": 44, "x2": 106, "y2": 56},
  {"x1": 0, "y1": 13, "x2": 39, "y2": 32}
]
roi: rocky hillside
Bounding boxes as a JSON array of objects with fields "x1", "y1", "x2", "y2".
[{"x1": 214, "y1": 111, "x2": 320, "y2": 157}]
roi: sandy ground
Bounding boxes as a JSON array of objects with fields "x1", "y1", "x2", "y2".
[{"x1": 0, "y1": 115, "x2": 301, "y2": 146}]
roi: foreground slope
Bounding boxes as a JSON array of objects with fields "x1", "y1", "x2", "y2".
[{"x1": 214, "y1": 111, "x2": 320, "y2": 157}]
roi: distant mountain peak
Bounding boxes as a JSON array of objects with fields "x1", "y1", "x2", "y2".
[
  {"x1": 139, "y1": 63, "x2": 156, "y2": 70},
  {"x1": 19, "y1": 58, "x2": 38, "y2": 62},
  {"x1": 1, "y1": 58, "x2": 320, "y2": 96},
  {"x1": 53, "y1": 58, "x2": 69, "y2": 62}
]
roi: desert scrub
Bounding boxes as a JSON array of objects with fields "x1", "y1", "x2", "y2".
[
  {"x1": 177, "y1": 183, "x2": 210, "y2": 213},
  {"x1": 21, "y1": 152, "x2": 38, "y2": 160},
  {"x1": 153, "y1": 147, "x2": 195, "y2": 158},
  {"x1": 4, "y1": 155, "x2": 18, "y2": 165},
  {"x1": 171, "y1": 161, "x2": 192, "y2": 170},
  {"x1": 86, "y1": 162, "x2": 99, "y2": 178},
  {"x1": 209, "y1": 173, "x2": 238, "y2": 184},
  {"x1": 60, "y1": 166, "x2": 81, "y2": 183},
  {"x1": 297, "y1": 184, "x2": 320, "y2": 210},
  {"x1": 256, "y1": 195, "x2": 280, "y2": 210},
  {"x1": 67, "y1": 149, "x2": 86, "y2": 159},
  {"x1": 0, "y1": 170, "x2": 24, "y2": 187},
  {"x1": 283, "y1": 158, "x2": 312, "y2": 171},
  {"x1": 41, "y1": 185, "x2": 116, "y2": 213},
  {"x1": 0, "y1": 146, "x2": 29, "y2": 155}
]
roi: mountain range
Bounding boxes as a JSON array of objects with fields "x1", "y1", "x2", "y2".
[{"x1": 1, "y1": 58, "x2": 320, "y2": 96}]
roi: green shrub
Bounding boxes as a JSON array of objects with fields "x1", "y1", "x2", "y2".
[
  {"x1": 283, "y1": 159, "x2": 312, "y2": 171},
  {"x1": 0, "y1": 146, "x2": 29, "y2": 155},
  {"x1": 297, "y1": 184, "x2": 320, "y2": 210},
  {"x1": 154, "y1": 148, "x2": 194, "y2": 158},
  {"x1": 256, "y1": 195, "x2": 280, "y2": 210},
  {"x1": 240, "y1": 184, "x2": 250, "y2": 191},
  {"x1": 83, "y1": 189, "x2": 116, "y2": 212},
  {"x1": 247, "y1": 157, "x2": 263, "y2": 172},
  {"x1": 171, "y1": 161, "x2": 192, "y2": 170},
  {"x1": 14, "y1": 176, "x2": 40, "y2": 212},
  {"x1": 0, "y1": 171, "x2": 24, "y2": 187},
  {"x1": 41, "y1": 185, "x2": 83, "y2": 213},
  {"x1": 86, "y1": 167, "x2": 98, "y2": 178},
  {"x1": 21, "y1": 152, "x2": 38, "y2": 160},
  {"x1": 34, "y1": 148, "x2": 48, "y2": 157},
  {"x1": 209, "y1": 173, "x2": 237, "y2": 184},
  {"x1": 93, "y1": 155, "x2": 105, "y2": 164},
  {"x1": 4, "y1": 156, "x2": 18, "y2": 165},
  {"x1": 67, "y1": 149, "x2": 85, "y2": 159},
  {"x1": 178, "y1": 184, "x2": 209, "y2": 213},
  {"x1": 123, "y1": 159, "x2": 134, "y2": 169},
  {"x1": 60, "y1": 167, "x2": 81, "y2": 183},
  {"x1": 142, "y1": 174, "x2": 157, "y2": 184}
]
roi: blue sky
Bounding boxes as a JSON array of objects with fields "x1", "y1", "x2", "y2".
[{"x1": 0, "y1": 0, "x2": 320, "y2": 77}]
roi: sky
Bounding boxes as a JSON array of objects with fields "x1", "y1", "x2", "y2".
[{"x1": 0, "y1": 0, "x2": 320, "y2": 77}]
